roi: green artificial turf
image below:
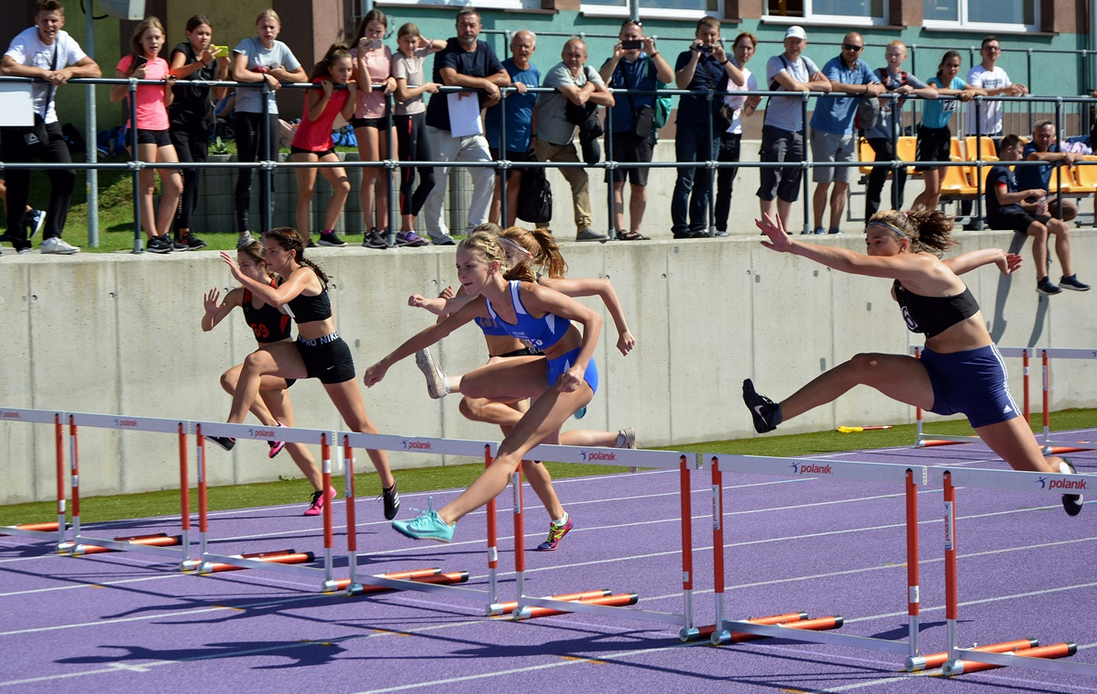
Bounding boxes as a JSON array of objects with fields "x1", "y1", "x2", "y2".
[{"x1": 1, "y1": 409, "x2": 1092, "y2": 526}]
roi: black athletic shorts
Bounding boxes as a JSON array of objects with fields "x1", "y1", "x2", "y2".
[{"x1": 296, "y1": 332, "x2": 355, "y2": 384}]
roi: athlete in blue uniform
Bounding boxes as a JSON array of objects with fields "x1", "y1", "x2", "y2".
[
  {"x1": 744, "y1": 208, "x2": 1082, "y2": 516},
  {"x1": 202, "y1": 241, "x2": 329, "y2": 515},
  {"x1": 364, "y1": 231, "x2": 604, "y2": 542},
  {"x1": 219, "y1": 227, "x2": 400, "y2": 520}
]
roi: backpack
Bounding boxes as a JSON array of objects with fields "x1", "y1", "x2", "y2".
[
  {"x1": 856, "y1": 68, "x2": 908, "y2": 131},
  {"x1": 517, "y1": 167, "x2": 552, "y2": 224}
]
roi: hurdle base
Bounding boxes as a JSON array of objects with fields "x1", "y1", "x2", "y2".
[
  {"x1": 344, "y1": 571, "x2": 469, "y2": 597},
  {"x1": 489, "y1": 589, "x2": 612, "y2": 617},
  {"x1": 905, "y1": 638, "x2": 1039, "y2": 672},
  {"x1": 711, "y1": 614, "x2": 842, "y2": 646},
  {"x1": 513, "y1": 592, "x2": 638, "y2": 620},
  {"x1": 941, "y1": 642, "x2": 1077, "y2": 676}
]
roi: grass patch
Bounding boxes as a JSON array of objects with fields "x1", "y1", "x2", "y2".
[{"x1": 2, "y1": 409, "x2": 1092, "y2": 527}]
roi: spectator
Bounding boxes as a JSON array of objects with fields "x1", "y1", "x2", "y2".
[
  {"x1": 965, "y1": 36, "x2": 1027, "y2": 144},
  {"x1": 485, "y1": 30, "x2": 540, "y2": 228},
  {"x1": 807, "y1": 33, "x2": 882, "y2": 235},
  {"x1": 0, "y1": 158, "x2": 46, "y2": 252},
  {"x1": 910, "y1": 51, "x2": 983, "y2": 212},
  {"x1": 672, "y1": 17, "x2": 744, "y2": 239},
  {"x1": 109, "y1": 17, "x2": 184, "y2": 254},
  {"x1": 0, "y1": 0, "x2": 98, "y2": 255},
  {"x1": 169, "y1": 14, "x2": 230, "y2": 251},
  {"x1": 351, "y1": 9, "x2": 398, "y2": 249},
  {"x1": 1015, "y1": 120, "x2": 1081, "y2": 224},
  {"x1": 291, "y1": 44, "x2": 357, "y2": 248},
  {"x1": 392, "y1": 23, "x2": 445, "y2": 245},
  {"x1": 535, "y1": 37, "x2": 613, "y2": 242},
  {"x1": 756, "y1": 25, "x2": 831, "y2": 233},
  {"x1": 985, "y1": 134, "x2": 1088, "y2": 295},
  {"x1": 862, "y1": 40, "x2": 937, "y2": 219},
  {"x1": 231, "y1": 9, "x2": 307, "y2": 248},
  {"x1": 599, "y1": 20, "x2": 673, "y2": 241},
  {"x1": 713, "y1": 31, "x2": 761, "y2": 237},
  {"x1": 421, "y1": 8, "x2": 511, "y2": 246}
]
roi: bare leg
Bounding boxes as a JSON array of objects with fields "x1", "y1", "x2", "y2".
[
  {"x1": 220, "y1": 363, "x2": 288, "y2": 425},
  {"x1": 812, "y1": 182, "x2": 829, "y2": 231},
  {"x1": 629, "y1": 182, "x2": 647, "y2": 233},
  {"x1": 261, "y1": 388, "x2": 323, "y2": 490},
  {"x1": 1027, "y1": 222, "x2": 1050, "y2": 280},
  {"x1": 976, "y1": 416, "x2": 1060, "y2": 474},
  {"x1": 1048, "y1": 220, "x2": 1074, "y2": 277},
  {"x1": 776, "y1": 198, "x2": 794, "y2": 231},
  {"x1": 780, "y1": 353, "x2": 935, "y2": 422},
  {"x1": 317, "y1": 156, "x2": 351, "y2": 231},
  {"x1": 612, "y1": 180, "x2": 626, "y2": 232},
  {"x1": 293, "y1": 152, "x2": 318, "y2": 239},
  {"x1": 323, "y1": 380, "x2": 395, "y2": 489},
  {"x1": 227, "y1": 342, "x2": 307, "y2": 423},
  {"x1": 829, "y1": 181, "x2": 848, "y2": 230}
]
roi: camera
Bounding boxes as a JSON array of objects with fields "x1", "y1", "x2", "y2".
[
  {"x1": 621, "y1": 40, "x2": 642, "y2": 50},
  {"x1": 699, "y1": 44, "x2": 716, "y2": 53}
]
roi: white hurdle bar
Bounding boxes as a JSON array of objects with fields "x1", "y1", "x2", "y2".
[
  {"x1": 59, "y1": 412, "x2": 194, "y2": 566},
  {"x1": 191, "y1": 420, "x2": 342, "y2": 591},
  {"x1": 912, "y1": 346, "x2": 1097, "y2": 453},
  {"x1": 340, "y1": 431, "x2": 500, "y2": 607},
  {"x1": 704, "y1": 453, "x2": 927, "y2": 665},
  {"x1": 0, "y1": 408, "x2": 68, "y2": 548},
  {"x1": 933, "y1": 465, "x2": 1097, "y2": 677}
]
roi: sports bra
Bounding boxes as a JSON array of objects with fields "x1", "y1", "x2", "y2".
[
  {"x1": 893, "y1": 280, "x2": 980, "y2": 338},
  {"x1": 474, "y1": 315, "x2": 511, "y2": 337},
  {"x1": 242, "y1": 278, "x2": 292, "y2": 343},
  {"x1": 485, "y1": 280, "x2": 571, "y2": 350},
  {"x1": 285, "y1": 285, "x2": 332, "y2": 324}
]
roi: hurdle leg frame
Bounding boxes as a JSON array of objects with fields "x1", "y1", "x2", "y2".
[{"x1": 0, "y1": 410, "x2": 69, "y2": 549}]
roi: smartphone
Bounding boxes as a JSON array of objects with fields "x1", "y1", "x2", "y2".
[
  {"x1": 622, "y1": 40, "x2": 642, "y2": 50},
  {"x1": 213, "y1": 45, "x2": 229, "y2": 56},
  {"x1": 130, "y1": 54, "x2": 148, "y2": 73},
  {"x1": 365, "y1": 39, "x2": 383, "y2": 50}
]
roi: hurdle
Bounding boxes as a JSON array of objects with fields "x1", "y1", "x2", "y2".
[
  {"x1": 507, "y1": 442, "x2": 702, "y2": 632},
  {"x1": 703, "y1": 453, "x2": 928, "y2": 667},
  {"x1": 58, "y1": 412, "x2": 194, "y2": 567},
  {"x1": 0, "y1": 408, "x2": 68, "y2": 548},
  {"x1": 933, "y1": 465, "x2": 1096, "y2": 677},
  {"x1": 190, "y1": 421, "x2": 344, "y2": 591}
]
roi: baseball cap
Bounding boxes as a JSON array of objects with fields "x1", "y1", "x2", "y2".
[{"x1": 785, "y1": 26, "x2": 807, "y2": 40}]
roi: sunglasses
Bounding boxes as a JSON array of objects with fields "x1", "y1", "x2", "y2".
[{"x1": 843, "y1": 44, "x2": 864, "y2": 52}]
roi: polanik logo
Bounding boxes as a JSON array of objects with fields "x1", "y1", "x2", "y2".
[
  {"x1": 1037, "y1": 476, "x2": 1086, "y2": 491},
  {"x1": 402, "y1": 439, "x2": 432, "y2": 451},
  {"x1": 580, "y1": 449, "x2": 616, "y2": 462},
  {"x1": 789, "y1": 461, "x2": 833, "y2": 476}
]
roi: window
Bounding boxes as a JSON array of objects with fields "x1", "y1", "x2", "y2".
[
  {"x1": 766, "y1": 0, "x2": 886, "y2": 25},
  {"x1": 581, "y1": 0, "x2": 719, "y2": 19},
  {"x1": 924, "y1": 0, "x2": 1038, "y2": 30}
]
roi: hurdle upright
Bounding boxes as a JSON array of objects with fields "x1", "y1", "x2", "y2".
[
  {"x1": 704, "y1": 453, "x2": 927, "y2": 666},
  {"x1": 60, "y1": 412, "x2": 194, "y2": 566},
  {"x1": 0, "y1": 408, "x2": 68, "y2": 548},
  {"x1": 933, "y1": 465, "x2": 1096, "y2": 678}
]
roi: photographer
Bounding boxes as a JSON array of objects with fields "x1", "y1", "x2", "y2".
[{"x1": 671, "y1": 16, "x2": 743, "y2": 239}]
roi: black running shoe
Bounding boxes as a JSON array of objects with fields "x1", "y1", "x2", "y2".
[
  {"x1": 318, "y1": 231, "x2": 346, "y2": 247},
  {"x1": 1060, "y1": 458, "x2": 1084, "y2": 516},
  {"x1": 742, "y1": 379, "x2": 782, "y2": 433},
  {"x1": 179, "y1": 232, "x2": 208, "y2": 250},
  {"x1": 362, "y1": 228, "x2": 388, "y2": 249},
  {"x1": 380, "y1": 480, "x2": 400, "y2": 520},
  {"x1": 207, "y1": 435, "x2": 236, "y2": 451}
]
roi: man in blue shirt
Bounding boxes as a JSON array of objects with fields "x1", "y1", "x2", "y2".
[
  {"x1": 485, "y1": 30, "x2": 539, "y2": 228},
  {"x1": 808, "y1": 32, "x2": 882, "y2": 235},
  {"x1": 599, "y1": 20, "x2": 673, "y2": 241},
  {"x1": 671, "y1": 16, "x2": 744, "y2": 239},
  {"x1": 1015, "y1": 120, "x2": 1082, "y2": 224}
]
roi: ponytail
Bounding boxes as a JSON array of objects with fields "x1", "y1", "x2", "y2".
[
  {"x1": 263, "y1": 227, "x2": 331, "y2": 286},
  {"x1": 868, "y1": 208, "x2": 957, "y2": 256}
]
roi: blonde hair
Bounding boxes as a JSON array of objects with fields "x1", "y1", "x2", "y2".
[
  {"x1": 458, "y1": 231, "x2": 511, "y2": 278},
  {"x1": 500, "y1": 226, "x2": 567, "y2": 280},
  {"x1": 868, "y1": 208, "x2": 957, "y2": 255},
  {"x1": 886, "y1": 40, "x2": 907, "y2": 54},
  {"x1": 256, "y1": 9, "x2": 280, "y2": 26},
  {"x1": 130, "y1": 16, "x2": 165, "y2": 60}
]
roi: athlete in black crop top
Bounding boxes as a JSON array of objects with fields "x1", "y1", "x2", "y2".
[
  {"x1": 202, "y1": 244, "x2": 329, "y2": 515},
  {"x1": 742, "y1": 209, "x2": 1082, "y2": 516},
  {"x1": 219, "y1": 227, "x2": 401, "y2": 520}
]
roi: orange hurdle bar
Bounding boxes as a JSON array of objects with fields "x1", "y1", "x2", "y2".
[
  {"x1": 76, "y1": 534, "x2": 183, "y2": 555},
  {"x1": 947, "y1": 642, "x2": 1077, "y2": 676},
  {"x1": 345, "y1": 571, "x2": 469, "y2": 597},
  {"x1": 728, "y1": 616, "x2": 844, "y2": 644},
  {"x1": 908, "y1": 639, "x2": 1038, "y2": 672},
  {"x1": 518, "y1": 592, "x2": 638, "y2": 620},
  {"x1": 333, "y1": 567, "x2": 442, "y2": 592},
  {"x1": 685, "y1": 612, "x2": 809, "y2": 642},
  {"x1": 8, "y1": 522, "x2": 62, "y2": 533},
  {"x1": 203, "y1": 551, "x2": 315, "y2": 573},
  {"x1": 492, "y1": 590, "x2": 612, "y2": 616}
]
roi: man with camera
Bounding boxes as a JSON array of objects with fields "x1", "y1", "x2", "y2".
[
  {"x1": 1, "y1": 0, "x2": 99, "y2": 256},
  {"x1": 671, "y1": 17, "x2": 744, "y2": 239},
  {"x1": 599, "y1": 20, "x2": 673, "y2": 241}
]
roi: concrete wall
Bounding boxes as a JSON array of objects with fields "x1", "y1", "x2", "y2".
[{"x1": 2, "y1": 230, "x2": 1096, "y2": 504}]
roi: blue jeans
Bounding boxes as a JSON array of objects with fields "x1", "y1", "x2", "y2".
[{"x1": 671, "y1": 122, "x2": 718, "y2": 235}]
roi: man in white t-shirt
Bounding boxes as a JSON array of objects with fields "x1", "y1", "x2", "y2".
[
  {"x1": 965, "y1": 36, "x2": 1027, "y2": 141},
  {"x1": 0, "y1": 0, "x2": 99, "y2": 255}
]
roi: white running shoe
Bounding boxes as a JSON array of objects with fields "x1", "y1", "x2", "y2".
[
  {"x1": 40, "y1": 237, "x2": 80, "y2": 255},
  {"x1": 415, "y1": 348, "x2": 449, "y2": 399}
]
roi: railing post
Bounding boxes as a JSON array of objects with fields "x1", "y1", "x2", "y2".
[{"x1": 129, "y1": 78, "x2": 143, "y2": 253}]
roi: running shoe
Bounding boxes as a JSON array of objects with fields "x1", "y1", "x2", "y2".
[
  {"x1": 395, "y1": 230, "x2": 429, "y2": 247},
  {"x1": 379, "y1": 479, "x2": 400, "y2": 520},
  {"x1": 391, "y1": 497, "x2": 454, "y2": 542},
  {"x1": 1060, "y1": 458, "x2": 1084, "y2": 517},
  {"x1": 169, "y1": 236, "x2": 189, "y2": 252},
  {"x1": 26, "y1": 209, "x2": 46, "y2": 238},
  {"x1": 267, "y1": 422, "x2": 286, "y2": 459},
  {"x1": 1059, "y1": 274, "x2": 1091, "y2": 292},
  {"x1": 573, "y1": 406, "x2": 587, "y2": 420},
  {"x1": 536, "y1": 515, "x2": 574, "y2": 551},
  {"x1": 207, "y1": 435, "x2": 236, "y2": 451},
  {"x1": 178, "y1": 232, "x2": 208, "y2": 250},
  {"x1": 319, "y1": 231, "x2": 347, "y2": 247},
  {"x1": 236, "y1": 231, "x2": 255, "y2": 249},
  {"x1": 1037, "y1": 277, "x2": 1062, "y2": 296},
  {"x1": 742, "y1": 378, "x2": 782, "y2": 433},
  {"x1": 146, "y1": 235, "x2": 173, "y2": 254},
  {"x1": 303, "y1": 486, "x2": 337, "y2": 516},
  {"x1": 616, "y1": 427, "x2": 636, "y2": 449},
  {"x1": 40, "y1": 237, "x2": 80, "y2": 255},
  {"x1": 362, "y1": 228, "x2": 388, "y2": 249},
  {"x1": 415, "y1": 348, "x2": 449, "y2": 399}
]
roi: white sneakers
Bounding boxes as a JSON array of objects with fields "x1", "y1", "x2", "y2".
[{"x1": 40, "y1": 237, "x2": 81, "y2": 255}]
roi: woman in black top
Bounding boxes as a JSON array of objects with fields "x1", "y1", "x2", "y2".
[{"x1": 169, "y1": 15, "x2": 229, "y2": 250}]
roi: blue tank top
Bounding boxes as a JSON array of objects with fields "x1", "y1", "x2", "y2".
[
  {"x1": 474, "y1": 315, "x2": 510, "y2": 337},
  {"x1": 485, "y1": 280, "x2": 571, "y2": 350}
]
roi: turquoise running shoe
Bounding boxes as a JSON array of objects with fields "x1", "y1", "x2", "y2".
[
  {"x1": 391, "y1": 497, "x2": 455, "y2": 542},
  {"x1": 573, "y1": 406, "x2": 587, "y2": 420}
]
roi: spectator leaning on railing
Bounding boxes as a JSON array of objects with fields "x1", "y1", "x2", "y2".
[
  {"x1": 485, "y1": 29, "x2": 540, "y2": 229},
  {"x1": 0, "y1": 0, "x2": 99, "y2": 256}
]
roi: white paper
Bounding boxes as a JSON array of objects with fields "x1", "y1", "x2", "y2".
[
  {"x1": 0, "y1": 84, "x2": 35, "y2": 127},
  {"x1": 447, "y1": 92, "x2": 483, "y2": 137}
]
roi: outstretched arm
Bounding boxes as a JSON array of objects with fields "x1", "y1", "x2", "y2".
[
  {"x1": 363, "y1": 298, "x2": 484, "y2": 386},
  {"x1": 944, "y1": 248, "x2": 1022, "y2": 276},
  {"x1": 201, "y1": 287, "x2": 243, "y2": 332},
  {"x1": 538, "y1": 276, "x2": 635, "y2": 355}
]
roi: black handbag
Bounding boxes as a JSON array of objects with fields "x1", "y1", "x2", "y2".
[
  {"x1": 566, "y1": 98, "x2": 595, "y2": 126},
  {"x1": 516, "y1": 166, "x2": 552, "y2": 224}
]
